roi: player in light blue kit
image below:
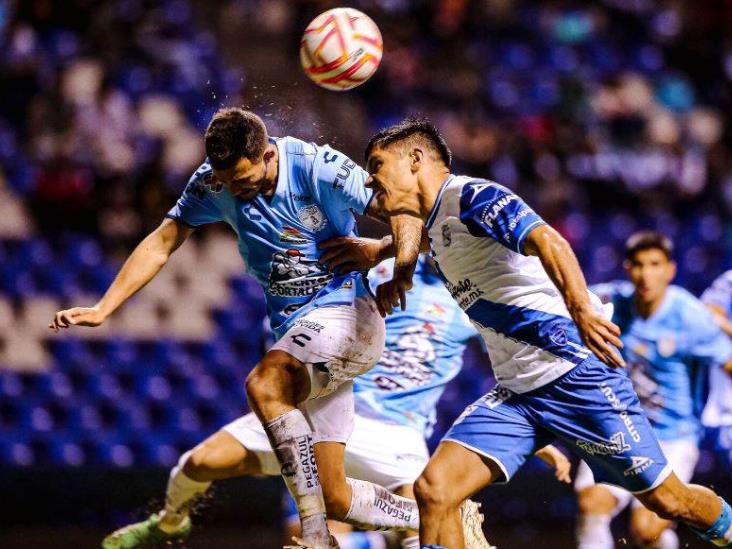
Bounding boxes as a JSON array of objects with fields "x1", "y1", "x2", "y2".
[
  {"x1": 50, "y1": 108, "x2": 441, "y2": 549},
  {"x1": 700, "y1": 272, "x2": 732, "y2": 470},
  {"x1": 344, "y1": 118, "x2": 732, "y2": 549},
  {"x1": 574, "y1": 231, "x2": 732, "y2": 549}
]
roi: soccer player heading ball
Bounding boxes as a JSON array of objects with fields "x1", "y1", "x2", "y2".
[{"x1": 344, "y1": 117, "x2": 732, "y2": 549}]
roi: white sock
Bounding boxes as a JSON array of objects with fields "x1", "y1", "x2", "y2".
[
  {"x1": 159, "y1": 450, "x2": 211, "y2": 532},
  {"x1": 333, "y1": 531, "x2": 388, "y2": 549},
  {"x1": 400, "y1": 535, "x2": 420, "y2": 549},
  {"x1": 265, "y1": 409, "x2": 330, "y2": 547},
  {"x1": 576, "y1": 513, "x2": 614, "y2": 549},
  {"x1": 344, "y1": 478, "x2": 420, "y2": 531},
  {"x1": 650, "y1": 529, "x2": 679, "y2": 549}
]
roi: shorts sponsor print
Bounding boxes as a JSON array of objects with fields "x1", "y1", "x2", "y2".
[{"x1": 443, "y1": 358, "x2": 671, "y2": 492}]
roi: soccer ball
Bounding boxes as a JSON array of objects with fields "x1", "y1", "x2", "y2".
[{"x1": 300, "y1": 8, "x2": 383, "y2": 91}]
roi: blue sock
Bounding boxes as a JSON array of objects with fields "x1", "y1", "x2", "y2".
[
  {"x1": 689, "y1": 498, "x2": 732, "y2": 546},
  {"x1": 421, "y1": 546, "x2": 448, "y2": 549}
]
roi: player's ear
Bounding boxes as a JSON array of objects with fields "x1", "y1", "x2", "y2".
[
  {"x1": 668, "y1": 260, "x2": 677, "y2": 280},
  {"x1": 409, "y1": 147, "x2": 423, "y2": 173},
  {"x1": 263, "y1": 148, "x2": 275, "y2": 164},
  {"x1": 622, "y1": 259, "x2": 631, "y2": 273}
]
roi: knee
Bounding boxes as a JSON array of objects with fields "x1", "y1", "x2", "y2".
[
  {"x1": 182, "y1": 444, "x2": 225, "y2": 482},
  {"x1": 632, "y1": 525, "x2": 663, "y2": 547},
  {"x1": 245, "y1": 355, "x2": 293, "y2": 405},
  {"x1": 578, "y1": 486, "x2": 618, "y2": 516},
  {"x1": 639, "y1": 490, "x2": 685, "y2": 522},
  {"x1": 414, "y1": 470, "x2": 454, "y2": 512},
  {"x1": 322, "y1": 488, "x2": 351, "y2": 521}
]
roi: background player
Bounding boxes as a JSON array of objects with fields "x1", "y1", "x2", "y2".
[
  {"x1": 574, "y1": 230, "x2": 732, "y2": 549},
  {"x1": 352, "y1": 117, "x2": 732, "y2": 549},
  {"x1": 49, "y1": 108, "x2": 425, "y2": 549},
  {"x1": 701, "y1": 273, "x2": 732, "y2": 471}
]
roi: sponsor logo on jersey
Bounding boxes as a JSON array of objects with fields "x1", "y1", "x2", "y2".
[
  {"x1": 600, "y1": 382, "x2": 642, "y2": 442},
  {"x1": 480, "y1": 193, "x2": 517, "y2": 228},
  {"x1": 280, "y1": 226, "x2": 308, "y2": 244},
  {"x1": 332, "y1": 158, "x2": 357, "y2": 190},
  {"x1": 548, "y1": 323, "x2": 568, "y2": 346},
  {"x1": 483, "y1": 385, "x2": 513, "y2": 409},
  {"x1": 298, "y1": 204, "x2": 328, "y2": 231},
  {"x1": 376, "y1": 324, "x2": 438, "y2": 390},
  {"x1": 576, "y1": 432, "x2": 631, "y2": 456},
  {"x1": 441, "y1": 223, "x2": 452, "y2": 247},
  {"x1": 269, "y1": 249, "x2": 332, "y2": 297},
  {"x1": 446, "y1": 278, "x2": 485, "y2": 309},
  {"x1": 623, "y1": 456, "x2": 654, "y2": 476},
  {"x1": 293, "y1": 319, "x2": 325, "y2": 333}
]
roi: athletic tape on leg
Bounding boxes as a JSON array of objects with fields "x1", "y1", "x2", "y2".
[{"x1": 345, "y1": 478, "x2": 419, "y2": 531}]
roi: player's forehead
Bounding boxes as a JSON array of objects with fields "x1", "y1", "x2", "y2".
[
  {"x1": 367, "y1": 143, "x2": 400, "y2": 169},
  {"x1": 212, "y1": 156, "x2": 258, "y2": 183},
  {"x1": 630, "y1": 247, "x2": 671, "y2": 263}
]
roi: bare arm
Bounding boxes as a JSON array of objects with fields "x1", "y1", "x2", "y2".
[
  {"x1": 535, "y1": 444, "x2": 572, "y2": 484},
  {"x1": 50, "y1": 218, "x2": 193, "y2": 330},
  {"x1": 318, "y1": 230, "x2": 430, "y2": 274},
  {"x1": 524, "y1": 224, "x2": 625, "y2": 368}
]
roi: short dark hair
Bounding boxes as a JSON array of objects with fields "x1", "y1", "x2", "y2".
[
  {"x1": 625, "y1": 230, "x2": 674, "y2": 260},
  {"x1": 365, "y1": 117, "x2": 452, "y2": 167},
  {"x1": 204, "y1": 108, "x2": 267, "y2": 170}
]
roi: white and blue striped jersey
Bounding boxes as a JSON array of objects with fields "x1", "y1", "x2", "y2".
[
  {"x1": 594, "y1": 281, "x2": 732, "y2": 441},
  {"x1": 354, "y1": 257, "x2": 478, "y2": 437},
  {"x1": 167, "y1": 136, "x2": 373, "y2": 339},
  {"x1": 425, "y1": 175, "x2": 604, "y2": 393},
  {"x1": 701, "y1": 271, "x2": 732, "y2": 428}
]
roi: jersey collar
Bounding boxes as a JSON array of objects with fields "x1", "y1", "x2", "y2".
[{"x1": 426, "y1": 174, "x2": 454, "y2": 230}]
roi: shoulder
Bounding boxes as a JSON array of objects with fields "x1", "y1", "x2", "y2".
[
  {"x1": 182, "y1": 160, "x2": 220, "y2": 198},
  {"x1": 707, "y1": 270, "x2": 732, "y2": 292},
  {"x1": 667, "y1": 285, "x2": 713, "y2": 324}
]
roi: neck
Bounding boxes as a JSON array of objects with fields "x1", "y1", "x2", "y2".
[
  {"x1": 261, "y1": 143, "x2": 279, "y2": 199},
  {"x1": 635, "y1": 291, "x2": 665, "y2": 319},
  {"x1": 417, "y1": 166, "x2": 451, "y2": 221}
]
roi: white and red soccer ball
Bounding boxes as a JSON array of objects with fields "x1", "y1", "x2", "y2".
[{"x1": 300, "y1": 7, "x2": 383, "y2": 91}]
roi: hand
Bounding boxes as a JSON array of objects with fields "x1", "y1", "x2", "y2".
[
  {"x1": 535, "y1": 445, "x2": 572, "y2": 484},
  {"x1": 375, "y1": 269, "x2": 413, "y2": 317},
  {"x1": 574, "y1": 309, "x2": 625, "y2": 368},
  {"x1": 49, "y1": 306, "x2": 107, "y2": 332},
  {"x1": 724, "y1": 358, "x2": 732, "y2": 378},
  {"x1": 318, "y1": 236, "x2": 385, "y2": 273}
]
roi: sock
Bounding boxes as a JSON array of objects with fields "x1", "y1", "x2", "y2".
[
  {"x1": 265, "y1": 409, "x2": 329, "y2": 547},
  {"x1": 576, "y1": 513, "x2": 614, "y2": 549},
  {"x1": 421, "y1": 546, "x2": 447, "y2": 549},
  {"x1": 344, "y1": 478, "x2": 420, "y2": 531},
  {"x1": 333, "y1": 531, "x2": 388, "y2": 549},
  {"x1": 401, "y1": 535, "x2": 420, "y2": 549},
  {"x1": 689, "y1": 498, "x2": 732, "y2": 546},
  {"x1": 159, "y1": 450, "x2": 211, "y2": 532},
  {"x1": 650, "y1": 529, "x2": 678, "y2": 549}
]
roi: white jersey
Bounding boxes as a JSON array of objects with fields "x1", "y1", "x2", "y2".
[
  {"x1": 701, "y1": 271, "x2": 732, "y2": 427},
  {"x1": 426, "y1": 174, "x2": 602, "y2": 393}
]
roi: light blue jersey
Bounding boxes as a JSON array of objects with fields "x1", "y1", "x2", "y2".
[
  {"x1": 167, "y1": 136, "x2": 373, "y2": 339},
  {"x1": 592, "y1": 281, "x2": 732, "y2": 442},
  {"x1": 701, "y1": 272, "x2": 732, "y2": 430},
  {"x1": 354, "y1": 257, "x2": 478, "y2": 437}
]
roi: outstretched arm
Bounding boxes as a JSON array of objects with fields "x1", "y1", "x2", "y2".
[
  {"x1": 524, "y1": 224, "x2": 625, "y2": 368},
  {"x1": 49, "y1": 218, "x2": 193, "y2": 330}
]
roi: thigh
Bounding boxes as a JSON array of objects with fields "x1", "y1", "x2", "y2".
[
  {"x1": 575, "y1": 460, "x2": 633, "y2": 515},
  {"x1": 221, "y1": 413, "x2": 280, "y2": 475},
  {"x1": 301, "y1": 380, "x2": 355, "y2": 444},
  {"x1": 441, "y1": 386, "x2": 552, "y2": 484},
  {"x1": 272, "y1": 297, "x2": 386, "y2": 399},
  {"x1": 530, "y1": 359, "x2": 671, "y2": 494},
  {"x1": 343, "y1": 415, "x2": 429, "y2": 490}
]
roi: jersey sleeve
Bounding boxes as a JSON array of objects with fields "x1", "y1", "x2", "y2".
[
  {"x1": 701, "y1": 272, "x2": 732, "y2": 312},
  {"x1": 458, "y1": 181, "x2": 545, "y2": 254},
  {"x1": 687, "y1": 302, "x2": 732, "y2": 365},
  {"x1": 166, "y1": 163, "x2": 224, "y2": 227},
  {"x1": 311, "y1": 144, "x2": 373, "y2": 215}
]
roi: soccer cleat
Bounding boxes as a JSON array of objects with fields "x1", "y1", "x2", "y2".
[
  {"x1": 285, "y1": 535, "x2": 341, "y2": 549},
  {"x1": 101, "y1": 513, "x2": 191, "y2": 548},
  {"x1": 460, "y1": 499, "x2": 497, "y2": 549}
]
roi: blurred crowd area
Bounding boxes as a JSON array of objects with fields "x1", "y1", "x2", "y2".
[{"x1": 0, "y1": 0, "x2": 731, "y2": 480}]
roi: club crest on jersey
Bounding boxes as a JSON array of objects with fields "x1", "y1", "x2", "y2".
[
  {"x1": 298, "y1": 204, "x2": 328, "y2": 231},
  {"x1": 269, "y1": 249, "x2": 332, "y2": 297},
  {"x1": 657, "y1": 336, "x2": 676, "y2": 358}
]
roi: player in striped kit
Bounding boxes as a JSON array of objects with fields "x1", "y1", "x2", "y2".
[{"x1": 354, "y1": 117, "x2": 732, "y2": 549}]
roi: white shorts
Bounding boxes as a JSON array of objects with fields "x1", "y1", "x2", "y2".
[
  {"x1": 224, "y1": 412, "x2": 429, "y2": 490},
  {"x1": 575, "y1": 437, "x2": 700, "y2": 514},
  {"x1": 268, "y1": 296, "x2": 385, "y2": 443}
]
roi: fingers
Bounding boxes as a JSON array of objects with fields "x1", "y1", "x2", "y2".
[
  {"x1": 588, "y1": 336, "x2": 625, "y2": 368},
  {"x1": 599, "y1": 318, "x2": 623, "y2": 346},
  {"x1": 556, "y1": 466, "x2": 572, "y2": 484},
  {"x1": 399, "y1": 286, "x2": 407, "y2": 311},
  {"x1": 318, "y1": 246, "x2": 349, "y2": 266}
]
